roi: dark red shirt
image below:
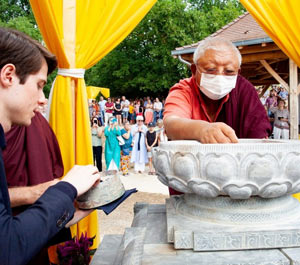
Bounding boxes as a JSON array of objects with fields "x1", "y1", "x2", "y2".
[{"x1": 105, "y1": 102, "x2": 114, "y2": 113}]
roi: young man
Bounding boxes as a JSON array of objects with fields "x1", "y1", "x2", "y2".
[{"x1": 0, "y1": 27, "x2": 100, "y2": 265}]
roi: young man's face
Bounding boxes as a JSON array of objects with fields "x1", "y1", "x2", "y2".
[{"x1": 6, "y1": 60, "x2": 47, "y2": 127}]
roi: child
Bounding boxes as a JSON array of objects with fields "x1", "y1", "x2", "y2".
[
  {"x1": 145, "y1": 122, "x2": 158, "y2": 175},
  {"x1": 156, "y1": 119, "x2": 168, "y2": 144}
]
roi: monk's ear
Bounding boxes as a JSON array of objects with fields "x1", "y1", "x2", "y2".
[{"x1": 191, "y1": 64, "x2": 196, "y2": 76}]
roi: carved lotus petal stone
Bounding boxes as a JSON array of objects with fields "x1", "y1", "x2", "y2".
[
  {"x1": 223, "y1": 184, "x2": 253, "y2": 199},
  {"x1": 153, "y1": 139, "x2": 300, "y2": 199},
  {"x1": 204, "y1": 155, "x2": 236, "y2": 187},
  {"x1": 155, "y1": 153, "x2": 169, "y2": 177},
  {"x1": 260, "y1": 183, "x2": 289, "y2": 198},
  {"x1": 291, "y1": 181, "x2": 300, "y2": 194},
  {"x1": 246, "y1": 157, "x2": 276, "y2": 185},
  {"x1": 286, "y1": 157, "x2": 300, "y2": 183},
  {"x1": 188, "y1": 180, "x2": 219, "y2": 198},
  {"x1": 168, "y1": 177, "x2": 191, "y2": 193},
  {"x1": 173, "y1": 155, "x2": 197, "y2": 182}
]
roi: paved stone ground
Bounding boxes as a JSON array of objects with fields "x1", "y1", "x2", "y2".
[
  {"x1": 97, "y1": 131, "x2": 169, "y2": 240},
  {"x1": 97, "y1": 167, "x2": 169, "y2": 240}
]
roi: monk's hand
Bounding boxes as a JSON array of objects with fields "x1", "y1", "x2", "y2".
[
  {"x1": 198, "y1": 122, "x2": 238, "y2": 144},
  {"x1": 62, "y1": 165, "x2": 100, "y2": 197}
]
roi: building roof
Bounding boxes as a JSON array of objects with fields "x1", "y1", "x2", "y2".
[{"x1": 172, "y1": 12, "x2": 273, "y2": 56}]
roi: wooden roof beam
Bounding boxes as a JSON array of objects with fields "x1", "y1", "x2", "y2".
[
  {"x1": 249, "y1": 80, "x2": 275, "y2": 85},
  {"x1": 239, "y1": 43, "x2": 280, "y2": 55},
  {"x1": 242, "y1": 51, "x2": 288, "y2": 63},
  {"x1": 260, "y1": 59, "x2": 289, "y2": 91}
]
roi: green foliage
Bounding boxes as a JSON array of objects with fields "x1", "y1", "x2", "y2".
[
  {"x1": 185, "y1": 0, "x2": 245, "y2": 12},
  {"x1": 85, "y1": 0, "x2": 244, "y2": 98},
  {"x1": 0, "y1": 0, "x2": 244, "y2": 98},
  {"x1": 0, "y1": 0, "x2": 32, "y2": 23},
  {"x1": 0, "y1": 16, "x2": 41, "y2": 40}
]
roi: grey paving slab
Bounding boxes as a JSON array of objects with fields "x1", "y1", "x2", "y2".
[
  {"x1": 281, "y1": 248, "x2": 300, "y2": 265},
  {"x1": 91, "y1": 235, "x2": 122, "y2": 265},
  {"x1": 142, "y1": 245, "x2": 290, "y2": 265}
]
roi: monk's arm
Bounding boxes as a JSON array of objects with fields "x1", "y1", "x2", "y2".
[
  {"x1": 8, "y1": 179, "x2": 59, "y2": 207},
  {"x1": 164, "y1": 116, "x2": 238, "y2": 144}
]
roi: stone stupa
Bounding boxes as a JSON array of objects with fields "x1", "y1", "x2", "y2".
[{"x1": 92, "y1": 139, "x2": 300, "y2": 265}]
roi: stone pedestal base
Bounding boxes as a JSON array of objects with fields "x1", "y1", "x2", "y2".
[
  {"x1": 167, "y1": 195, "x2": 300, "y2": 251},
  {"x1": 91, "y1": 203, "x2": 300, "y2": 265}
]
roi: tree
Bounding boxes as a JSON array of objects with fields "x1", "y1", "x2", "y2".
[
  {"x1": 0, "y1": 0, "x2": 34, "y2": 23},
  {"x1": 85, "y1": 0, "x2": 245, "y2": 98},
  {"x1": 0, "y1": 0, "x2": 245, "y2": 98},
  {"x1": 185, "y1": 0, "x2": 245, "y2": 12}
]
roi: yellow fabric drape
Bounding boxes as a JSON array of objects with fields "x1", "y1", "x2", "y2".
[
  {"x1": 240, "y1": 0, "x2": 300, "y2": 201},
  {"x1": 87, "y1": 86, "x2": 110, "y2": 99},
  {"x1": 29, "y1": 0, "x2": 157, "y2": 257},
  {"x1": 240, "y1": 0, "x2": 300, "y2": 67}
]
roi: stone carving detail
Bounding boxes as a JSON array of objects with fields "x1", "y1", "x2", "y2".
[
  {"x1": 191, "y1": 231, "x2": 300, "y2": 251},
  {"x1": 153, "y1": 140, "x2": 300, "y2": 199},
  {"x1": 174, "y1": 231, "x2": 193, "y2": 249}
]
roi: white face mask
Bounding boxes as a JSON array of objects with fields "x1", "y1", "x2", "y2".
[{"x1": 199, "y1": 73, "x2": 237, "y2": 100}]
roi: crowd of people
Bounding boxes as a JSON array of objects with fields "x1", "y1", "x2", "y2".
[
  {"x1": 89, "y1": 96, "x2": 167, "y2": 175},
  {"x1": 89, "y1": 96, "x2": 165, "y2": 127},
  {"x1": 257, "y1": 84, "x2": 290, "y2": 139}
]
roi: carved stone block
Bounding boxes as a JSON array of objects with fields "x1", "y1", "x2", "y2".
[
  {"x1": 166, "y1": 196, "x2": 300, "y2": 251},
  {"x1": 153, "y1": 139, "x2": 300, "y2": 199}
]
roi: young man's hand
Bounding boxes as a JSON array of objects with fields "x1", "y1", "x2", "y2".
[{"x1": 62, "y1": 165, "x2": 100, "y2": 197}]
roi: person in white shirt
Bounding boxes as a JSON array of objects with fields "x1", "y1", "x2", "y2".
[
  {"x1": 98, "y1": 96, "x2": 106, "y2": 126},
  {"x1": 153, "y1": 97, "x2": 163, "y2": 124},
  {"x1": 121, "y1": 96, "x2": 130, "y2": 124}
]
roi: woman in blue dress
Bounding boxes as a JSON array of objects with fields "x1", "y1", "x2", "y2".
[{"x1": 104, "y1": 117, "x2": 121, "y2": 170}]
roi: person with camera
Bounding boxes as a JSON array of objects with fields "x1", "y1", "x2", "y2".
[
  {"x1": 104, "y1": 117, "x2": 121, "y2": 171},
  {"x1": 271, "y1": 99, "x2": 290, "y2": 139},
  {"x1": 91, "y1": 118, "x2": 103, "y2": 172}
]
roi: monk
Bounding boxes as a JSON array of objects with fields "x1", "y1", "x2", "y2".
[{"x1": 164, "y1": 37, "x2": 271, "y2": 194}]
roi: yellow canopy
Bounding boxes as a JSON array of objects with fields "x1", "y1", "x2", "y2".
[
  {"x1": 29, "y1": 0, "x2": 157, "y2": 254},
  {"x1": 87, "y1": 86, "x2": 110, "y2": 99},
  {"x1": 240, "y1": 0, "x2": 300, "y2": 67},
  {"x1": 240, "y1": 0, "x2": 300, "y2": 201}
]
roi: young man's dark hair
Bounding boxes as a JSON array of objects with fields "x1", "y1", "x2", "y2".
[{"x1": 0, "y1": 27, "x2": 57, "y2": 84}]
